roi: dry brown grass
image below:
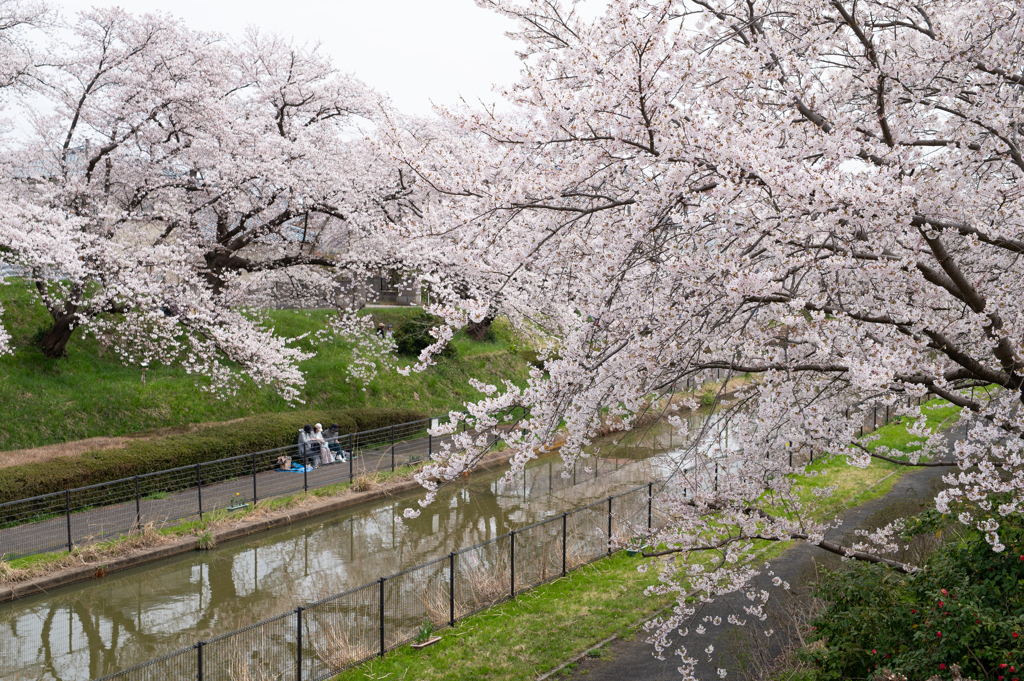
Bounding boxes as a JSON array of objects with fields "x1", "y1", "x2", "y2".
[
  {"x1": 308, "y1": 613, "x2": 377, "y2": 674},
  {"x1": 349, "y1": 474, "x2": 380, "y2": 493},
  {"x1": 0, "y1": 523, "x2": 170, "y2": 586}
]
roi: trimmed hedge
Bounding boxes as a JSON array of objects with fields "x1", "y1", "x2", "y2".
[
  {"x1": 343, "y1": 407, "x2": 430, "y2": 433},
  {"x1": 0, "y1": 408, "x2": 426, "y2": 504}
]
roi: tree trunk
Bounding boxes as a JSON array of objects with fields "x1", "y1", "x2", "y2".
[
  {"x1": 39, "y1": 315, "x2": 76, "y2": 358},
  {"x1": 465, "y1": 316, "x2": 494, "y2": 341}
]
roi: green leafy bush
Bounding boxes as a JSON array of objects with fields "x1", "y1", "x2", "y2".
[
  {"x1": 804, "y1": 513, "x2": 1024, "y2": 680},
  {"x1": 0, "y1": 407, "x2": 426, "y2": 504},
  {"x1": 393, "y1": 312, "x2": 457, "y2": 359}
]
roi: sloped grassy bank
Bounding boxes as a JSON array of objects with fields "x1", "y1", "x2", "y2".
[{"x1": 0, "y1": 282, "x2": 534, "y2": 452}]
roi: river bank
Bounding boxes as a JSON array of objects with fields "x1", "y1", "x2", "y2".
[
  {"x1": 0, "y1": 439, "x2": 565, "y2": 602},
  {"x1": 1, "y1": 437, "x2": 655, "y2": 680}
]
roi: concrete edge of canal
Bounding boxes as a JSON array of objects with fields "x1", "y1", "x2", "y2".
[{"x1": 1, "y1": 442, "x2": 566, "y2": 604}]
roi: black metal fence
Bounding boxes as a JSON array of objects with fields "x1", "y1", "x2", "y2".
[
  {"x1": 0, "y1": 415, "x2": 485, "y2": 560},
  {"x1": 92, "y1": 482, "x2": 658, "y2": 681}
]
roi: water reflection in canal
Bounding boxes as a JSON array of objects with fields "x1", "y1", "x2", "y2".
[{"x1": 1, "y1": 410, "x2": 735, "y2": 681}]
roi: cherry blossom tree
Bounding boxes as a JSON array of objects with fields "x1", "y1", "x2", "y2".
[
  {"x1": 0, "y1": 0, "x2": 51, "y2": 357},
  {"x1": 384, "y1": 0, "x2": 1024, "y2": 674},
  {"x1": 0, "y1": 7, "x2": 409, "y2": 399}
]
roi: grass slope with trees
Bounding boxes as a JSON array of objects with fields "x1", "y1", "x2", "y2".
[
  {"x1": 0, "y1": 282, "x2": 535, "y2": 502},
  {"x1": 0, "y1": 282, "x2": 534, "y2": 453}
]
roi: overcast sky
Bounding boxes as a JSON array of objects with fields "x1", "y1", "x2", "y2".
[{"x1": 54, "y1": 0, "x2": 526, "y2": 115}]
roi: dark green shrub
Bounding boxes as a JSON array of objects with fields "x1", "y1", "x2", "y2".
[
  {"x1": 804, "y1": 513, "x2": 1024, "y2": 680},
  {"x1": 343, "y1": 408, "x2": 429, "y2": 432},
  {"x1": 393, "y1": 312, "x2": 457, "y2": 359},
  {"x1": 0, "y1": 407, "x2": 426, "y2": 504}
]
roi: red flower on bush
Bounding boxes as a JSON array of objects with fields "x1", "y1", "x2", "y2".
[
  {"x1": 940, "y1": 664, "x2": 947, "y2": 670},
  {"x1": 937, "y1": 631, "x2": 942, "y2": 638},
  {"x1": 941, "y1": 589, "x2": 947, "y2": 595}
]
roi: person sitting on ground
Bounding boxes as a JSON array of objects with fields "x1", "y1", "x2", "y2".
[
  {"x1": 298, "y1": 424, "x2": 313, "y2": 467},
  {"x1": 312, "y1": 423, "x2": 334, "y2": 465},
  {"x1": 385, "y1": 323, "x2": 394, "y2": 339},
  {"x1": 376, "y1": 322, "x2": 386, "y2": 338},
  {"x1": 299, "y1": 421, "x2": 309, "y2": 464},
  {"x1": 326, "y1": 423, "x2": 348, "y2": 463}
]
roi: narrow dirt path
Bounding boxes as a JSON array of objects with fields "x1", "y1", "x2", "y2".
[{"x1": 0, "y1": 418, "x2": 249, "y2": 469}]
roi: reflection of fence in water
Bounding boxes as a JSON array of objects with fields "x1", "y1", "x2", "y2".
[{"x1": 93, "y1": 483, "x2": 657, "y2": 681}]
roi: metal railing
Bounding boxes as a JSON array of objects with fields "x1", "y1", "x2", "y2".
[
  {"x1": 92, "y1": 481, "x2": 660, "y2": 681},
  {"x1": 0, "y1": 415, "x2": 485, "y2": 560}
]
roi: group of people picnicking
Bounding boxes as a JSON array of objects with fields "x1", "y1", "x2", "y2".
[{"x1": 280, "y1": 423, "x2": 353, "y2": 471}]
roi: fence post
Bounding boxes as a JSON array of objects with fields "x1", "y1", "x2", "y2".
[
  {"x1": 296, "y1": 606, "x2": 303, "y2": 681},
  {"x1": 378, "y1": 577, "x2": 386, "y2": 657},
  {"x1": 562, "y1": 512, "x2": 568, "y2": 576},
  {"x1": 647, "y1": 482, "x2": 653, "y2": 530},
  {"x1": 196, "y1": 464, "x2": 203, "y2": 520},
  {"x1": 65, "y1": 489, "x2": 73, "y2": 553},
  {"x1": 449, "y1": 551, "x2": 456, "y2": 627},
  {"x1": 197, "y1": 640, "x2": 204, "y2": 681},
  {"x1": 510, "y1": 530, "x2": 516, "y2": 598},
  {"x1": 135, "y1": 476, "x2": 141, "y2": 531},
  {"x1": 428, "y1": 431, "x2": 433, "y2": 460},
  {"x1": 349, "y1": 441, "x2": 354, "y2": 482},
  {"x1": 607, "y1": 497, "x2": 613, "y2": 554},
  {"x1": 252, "y1": 452, "x2": 258, "y2": 503},
  {"x1": 391, "y1": 425, "x2": 396, "y2": 472},
  {"x1": 302, "y1": 446, "x2": 308, "y2": 492}
]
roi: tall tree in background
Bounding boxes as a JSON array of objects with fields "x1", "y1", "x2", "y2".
[
  {"x1": 387, "y1": 1, "x2": 1024, "y2": 674},
  {"x1": 0, "y1": 6, "x2": 411, "y2": 400},
  {"x1": 0, "y1": 0, "x2": 50, "y2": 357}
]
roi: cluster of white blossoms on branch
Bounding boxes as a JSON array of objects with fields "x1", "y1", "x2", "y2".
[
  {"x1": 0, "y1": 2, "x2": 415, "y2": 399},
  {"x1": 2, "y1": 0, "x2": 1024, "y2": 676},
  {"x1": 372, "y1": 0, "x2": 1024, "y2": 676}
]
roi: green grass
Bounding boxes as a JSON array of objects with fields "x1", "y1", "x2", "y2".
[
  {"x1": 332, "y1": 537, "x2": 792, "y2": 681},
  {"x1": 0, "y1": 282, "x2": 532, "y2": 451},
  {"x1": 332, "y1": 552, "x2": 676, "y2": 681},
  {"x1": 780, "y1": 397, "x2": 963, "y2": 522}
]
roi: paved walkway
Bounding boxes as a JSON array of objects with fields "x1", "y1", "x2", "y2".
[
  {"x1": 0, "y1": 428, "x2": 477, "y2": 559},
  {"x1": 559, "y1": 427, "x2": 962, "y2": 680}
]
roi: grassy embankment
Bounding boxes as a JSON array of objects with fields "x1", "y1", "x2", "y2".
[
  {"x1": 330, "y1": 399, "x2": 965, "y2": 680},
  {"x1": 0, "y1": 281, "x2": 533, "y2": 452}
]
